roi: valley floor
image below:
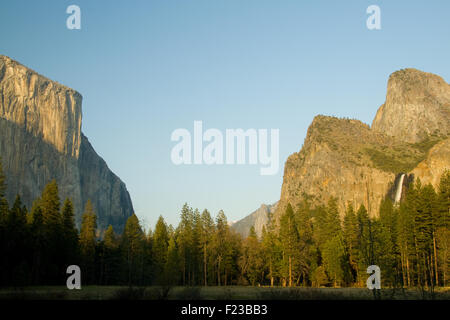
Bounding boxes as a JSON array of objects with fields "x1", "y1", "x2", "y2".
[{"x1": 0, "y1": 286, "x2": 449, "y2": 300}]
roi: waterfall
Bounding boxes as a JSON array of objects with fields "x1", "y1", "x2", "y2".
[{"x1": 394, "y1": 174, "x2": 406, "y2": 204}]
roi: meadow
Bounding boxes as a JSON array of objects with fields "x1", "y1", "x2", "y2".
[{"x1": 0, "y1": 286, "x2": 449, "y2": 300}]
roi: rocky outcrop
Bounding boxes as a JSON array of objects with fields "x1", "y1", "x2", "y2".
[
  {"x1": 372, "y1": 68, "x2": 450, "y2": 143},
  {"x1": 277, "y1": 116, "x2": 396, "y2": 218},
  {"x1": 276, "y1": 68, "x2": 449, "y2": 220},
  {"x1": 0, "y1": 56, "x2": 82, "y2": 157},
  {"x1": 231, "y1": 202, "x2": 278, "y2": 238},
  {"x1": 78, "y1": 134, "x2": 134, "y2": 230},
  {"x1": 411, "y1": 138, "x2": 450, "y2": 189},
  {"x1": 0, "y1": 55, "x2": 133, "y2": 231}
]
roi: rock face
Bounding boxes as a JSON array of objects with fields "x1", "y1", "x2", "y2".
[
  {"x1": 0, "y1": 55, "x2": 133, "y2": 231},
  {"x1": 372, "y1": 69, "x2": 450, "y2": 143},
  {"x1": 276, "y1": 68, "x2": 450, "y2": 220},
  {"x1": 411, "y1": 138, "x2": 450, "y2": 189},
  {"x1": 231, "y1": 203, "x2": 278, "y2": 238}
]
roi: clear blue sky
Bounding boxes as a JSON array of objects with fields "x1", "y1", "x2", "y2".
[{"x1": 1, "y1": 0, "x2": 449, "y2": 229}]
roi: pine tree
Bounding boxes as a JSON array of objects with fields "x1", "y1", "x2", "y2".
[
  {"x1": 41, "y1": 180, "x2": 61, "y2": 228},
  {"x1": 240, "y1": 226, "x2": 264, "y2": 285},
  {"x1": 153, "y1": 215, "x2": 169, "y2": 284},
  {"x1": 397, "y1": 198, "x2": 415, "y2": 287},
  {"x1": 122, "y1": 214, "x2": 145, "y2": 285},
  {"x1": 224, "y1": 229, "x2": 242, "y2": 286},
  {"x1": 261, "y1": 215, "x2": 281, "y2": 286},
  {"x1": 343, "y1": 202, "x2": 359, "y2": 282},
  {"x1": 356, "y1": 204, "x2": 373, "y2": 285},
  {"x1": 200, "y1": 209, "x2": 214, "y2": 286},
  {"x1": 312, "y1": 205, "x2": 328, "y2": 250},
  {"x1": 40, "y1": 180, "x2": 64, "y2": 283},
  {"x1": 191, "y1": 208, "x2": 202, "y2": 285},
  {"x1": 61, "y1": 198, "x2": 79, "y2": 266},
  {"x1": 322, "y1": 234, "x2": 345, "y2": 287},
  {"x1": 436, "y1": 170, "x2": 450, "y2": 286},
  {"x1": 279, "y1": 203, "x2": 300, "y2": 287},
  {"x1": 295, "y1": 199, "x2": 314, "y2": 286},
  {"x1": 6, "y1": 195, "x2": 30, "y2": 285},
  {"x1": 165, "y1": 236, "x2": 180, "y2": 285},
  {"x1": 326, "y1": 198, "x2": 342, "y2": 236},
  {"x1": 30, "y1": 204, "x2": 46, "y2": 284},
  {"x1": 79, "y1": 200, "x2": 97, "y2": 284},
  {"x1": 437, "y1": 170, "x2": 450, "y2": 228},
  {"x1": 213, "y1": 209, "x2": 231, "y2": 286},
  {"x1": 102, "y1": 225, "x2": 121, "y2": 285},
  {"x1": 104, "y1": 225, "x2": 117, "y2": 248},
  {"x1": 321, "y1": 199, "x2": 347, "y2": 287},
  {"x1": 414, "y1": 183, "x2": 438, "y2": 289},
  {"x1": 178, "y1": 203, "x2": 194, "y2": 285},
  {"x1": 378, "y1": 197, "x2": 401, "y2": 287}
]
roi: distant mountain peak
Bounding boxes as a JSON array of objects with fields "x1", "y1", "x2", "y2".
[{"x1": 231, "y1": 202, "x2": 278, "y2": 238}]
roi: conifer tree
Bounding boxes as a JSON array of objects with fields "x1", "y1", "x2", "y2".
[
  {"x1": 279, "y1": 203, "x2": 300, "y2": 287},
  {"x1": 436, "y1": 170, "x2": 450, "y2": 286},
  {"x1": 292, "y1": 200, "x2": 314, "y2": 286},
  {"x1": 122, "y1": 214, "x2": 145, "y2": 285},
  {"x1": 102, "y1": 225, "x2": 121, "y2": 285},
  {"x1": 356, "y1": 204, "x2": 373, "y2": 284},
  {"x1": 40, "y1": 180, "x2": 64, "y2": 283},
  {"x1": 200, "y1": 209, "x2": 214, "y2": 286},
  {"x1": 41, "y1": 180, "x2": 61, "y2": 228},
  {"x1": 61, "y1": 198, "x2": 79, "y2": 266},
  {"x1": 165, "y1": 236, "x2": 180, "y2": 285},
  {"x1": 79, "y1": 200, "x2": 97, "y2": 284},
  {"x1": 191, "y1": 208, "x2": 202, "y2": 285},
  {"x1": 213, "y1": 209, "x2": 231, "y2": 286},
  {"x1": 326, "y1": 198, "x2": 342, "y2": 236},
  {"x1": 153, "y1": 215, "x2": 169, "y2": 284},
  {"x1": 178, "y1": 203, "x2": 194, "y2": 285},
  {"x1": 6, "y1": 195, "x2": 29, "y2": 285},
  {"x1": 261, "y1": 215, "x2": 281, "y2": 287},
  {"x1": 414, "y1": 183, "x2": 438, "y2": 289},
  {"x1": 240, "y1": 226, "x2": 264, "y2": 285},
  {"x1": 322, "y1": 234, "x2": 345, "y2": 287},
  {"x1": 343, "y1": 202, "x2": 359, "y2": 282},
  {"x1": 378, "y1": 197, "x2": 400, "y2": 287},
  {"x1": 30, "y1": 204, "x2": 46, "y2": 284}
]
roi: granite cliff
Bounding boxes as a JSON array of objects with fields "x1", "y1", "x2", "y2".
[
  {"x1": 0, "y1": 55, "x2": 133, "y2": 231},
  {"x1": 231, "y1": 202, "x2": 278, "y2": 238},
  {"x1": 372, "y1": 69, "x2": 450, "y2": 143},
  {"x1": 276, "y1": 68, "x2": 450, "y2": 220}
]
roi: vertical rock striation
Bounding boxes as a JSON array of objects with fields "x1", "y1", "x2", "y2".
[{"x1": 0, "y1": 55, "x2": 133, "y2": 232}]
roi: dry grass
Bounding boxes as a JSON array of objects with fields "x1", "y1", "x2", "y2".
[{"x1": 0, "y1": 286, "x2": 448, "y2": 300}]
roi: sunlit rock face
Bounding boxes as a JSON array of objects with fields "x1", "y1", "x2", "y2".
[
  {"x1": 372, "y1": 68, "x2": 450, "y2": 143},
  {"x1": 411, "y1": 138, "x2": 450, "y2": 189},
  {"x1": 276, "y1": 69, "x2": 449, "y2": 220},
  {"x1": 0, "y1": 55, "x2": 133, "y2": 232}
]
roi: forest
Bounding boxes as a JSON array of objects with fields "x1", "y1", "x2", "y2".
[{"x1": 0, "y1": 159, "x2": 448, "y2": 291}]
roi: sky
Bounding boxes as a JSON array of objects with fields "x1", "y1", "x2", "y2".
[{"x1": 1, "y1": 0, "x2": 449, "y2": 229}]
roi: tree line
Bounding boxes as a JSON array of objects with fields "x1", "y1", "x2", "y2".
[{"x1": 0, "y1": 159, "x2": 448, "y2": 288}]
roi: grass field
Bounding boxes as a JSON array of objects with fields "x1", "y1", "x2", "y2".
[{"x1": 0, "y1": 286, "x2": 449, "y2": 300}]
